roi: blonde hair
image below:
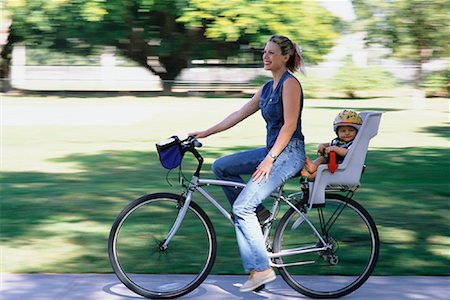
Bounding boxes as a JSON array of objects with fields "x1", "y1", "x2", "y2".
[{"x1": 268, "y1": 35, "x2": 306, "y2": 75}]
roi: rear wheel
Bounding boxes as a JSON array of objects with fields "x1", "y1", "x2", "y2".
[
  {"x1": 108, "y1": 193, "x2": 216, "y2": 299},
  {"x1": 273, "y1": 194, "x2": 379, "y2": 298}
]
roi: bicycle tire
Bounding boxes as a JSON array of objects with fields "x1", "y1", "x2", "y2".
[
  {"x1": 273, "y1": 194, "x2": 379, "y2": 298},
  {"x1": 108, "y1": 193, "x2": 217, "y2": 299}
]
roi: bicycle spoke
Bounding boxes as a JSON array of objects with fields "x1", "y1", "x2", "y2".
[{"x1": 322, "y1": 202, "x2": 347, "y2": 235}]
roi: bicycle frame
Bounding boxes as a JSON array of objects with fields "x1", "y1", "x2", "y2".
[
  {"x1": 110, "y1": 136, "x2": 379, "y2": 299},
  {"x1": 160, "y1": 174, "x2": 332, "y2": 267}
]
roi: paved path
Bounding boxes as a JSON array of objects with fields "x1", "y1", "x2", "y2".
[{"x1": 1, "y1": 274, "x2": 449, "y2": 300}]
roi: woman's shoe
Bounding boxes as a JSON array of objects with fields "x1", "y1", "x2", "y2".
[
  {"x1": 256, "y1": 208, "x2": 271, "y2": 225},
  {"x1": 239, "y1": 269, "x2": 276, "y2": 292}
]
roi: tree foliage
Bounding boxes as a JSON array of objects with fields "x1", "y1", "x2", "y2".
[
  {"x1": 3, "y1": 0, "x2": 339, "y2": 86},
  {"x1": 352, "y1": 0, "x2": 449, "y2": 83},
  {"x1": 178, "y1": 0, "x2": 339, "y2": 63},
  {"x1": 420, "y1": 70, "x2": 450, "y2": 97}
]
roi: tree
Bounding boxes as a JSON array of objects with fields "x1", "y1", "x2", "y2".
[
  {"x1": 2, "y1": 0, "x2": 339, "y2": 92},
  {"x1": 352, "y1": 0, "x2": 449, "y2": 86}
]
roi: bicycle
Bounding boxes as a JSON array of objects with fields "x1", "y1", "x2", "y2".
[{"x1": 108, "y1": 135, "x2": 380, "y2": 299}]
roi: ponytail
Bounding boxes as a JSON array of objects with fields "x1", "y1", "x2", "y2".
[
  {"x1": 268, "y1": 35, "x2": 306, "y2": 75},
  {"x1": 292, "y1": 42, "x2": 306, "y2": 75}
]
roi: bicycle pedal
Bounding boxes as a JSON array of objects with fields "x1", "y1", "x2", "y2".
[{"x1": 254, "y1": 284, "x2": 265, "y2": 292}]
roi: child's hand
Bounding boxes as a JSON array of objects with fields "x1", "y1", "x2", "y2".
[
  {"x1": 326, "y1": 146, "x2": 349, "y2": 157},
  {"x1": 325, "y1": 146, "x2": 338, "y2": 154},
  {"x1": 317, "y1": 143, "x2": 327, "y2": 156}
]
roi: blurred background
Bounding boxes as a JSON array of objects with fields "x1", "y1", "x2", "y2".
[
  {"x1": 2, "y1": 0, "x2": 448, "y2": 95},
  {"x1": 1, "y1": 0, "x2": 449, "y2": 276}
]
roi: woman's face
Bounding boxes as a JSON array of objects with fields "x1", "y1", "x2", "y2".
[
  {"x1": 337, "y1": 126, "x2": 358, "y2": 142},
  {"x1": 262, "y1": 41, "x2": 289, "y2": 71}
]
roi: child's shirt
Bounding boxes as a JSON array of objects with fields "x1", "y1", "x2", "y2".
[{"x1": 329, "y1": 138, "x2": 354, "y2": 163}]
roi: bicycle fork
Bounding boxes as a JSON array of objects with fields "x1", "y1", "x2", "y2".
[{"x1": 159, "y1": 176, "x2": 198, "y2": 251}]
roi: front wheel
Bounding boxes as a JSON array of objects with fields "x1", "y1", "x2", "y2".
[
  {"x1": 273, "y1": 194, "x2": 379, "y2": 298},
  {"x1": 108, "y1": 193, "x2": 217, "y2": 299}
]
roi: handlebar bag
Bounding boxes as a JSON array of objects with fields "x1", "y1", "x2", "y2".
[{"x1": 156, "y1": 136, "x2": 183, "y2": 169}]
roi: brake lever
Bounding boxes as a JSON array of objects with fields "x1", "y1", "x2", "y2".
[{"x1": 193, "y1": 140, "x2": 202, "y2": 148}]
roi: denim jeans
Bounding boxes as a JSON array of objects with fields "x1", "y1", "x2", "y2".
[
  {"x1": 213, "y1": 139, "x2": 305, "y2": 273},
  {"x1": 212, "y1": 147, "x2": 267, "y2": 209}
]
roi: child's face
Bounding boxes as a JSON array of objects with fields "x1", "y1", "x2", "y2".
[{"x1": 337, "y1": 126, "x2": 357, "y2": 142}]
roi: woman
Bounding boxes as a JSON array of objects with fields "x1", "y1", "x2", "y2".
[{"x1": 190, "y1": 35, "x2": 306, "y2": 292}]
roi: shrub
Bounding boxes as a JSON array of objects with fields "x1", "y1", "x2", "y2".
[
  {"x1": 331, "y1": 59, "x2": 397, "y2": 98},
  {"x1": 420, "y1": 70, "x2": 449, "y2": 98}
]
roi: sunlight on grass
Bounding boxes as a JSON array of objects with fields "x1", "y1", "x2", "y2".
[
  {"x1": 3, "y1": 94, "x2": 449, "y2": 173},
  {"x1": 394, "y1": 258, "x2": 438, "y2": 269},
  {"x1": 379, "y1": 226, "x2": 417, "y2": 243},
  {"x1": 1, "y1": 236, "x2": 83, "y2": 272},
  {"x1": 2, "y1": 93, "x2": 449, "y2": 275},
  {"x1": 427, "y1": 236, "x2": 450, "y2": 258},
  {"x1": 39, "y1": 219, "x2": 111, "y2": 234},
  {"x1": 1, "y1": 218, "x2": 110, "y2": 272}
]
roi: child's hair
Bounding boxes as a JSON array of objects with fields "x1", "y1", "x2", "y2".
[
  {"x1": 333, "y1": 110, "x2": 362, "y2": 132},
  {"x1": 268, "y1": 35, "x2": 306, "y2": 75}
]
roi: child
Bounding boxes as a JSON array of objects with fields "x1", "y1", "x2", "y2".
[{"x1": 301, "y1": 110, "x2": 362, "y2": 181}]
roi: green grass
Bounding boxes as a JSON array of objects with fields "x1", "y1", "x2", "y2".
[{"x1": 1, "y1": 91, "x2": 449, "y2": 275}]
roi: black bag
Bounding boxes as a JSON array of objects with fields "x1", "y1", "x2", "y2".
[{"x1": 156, "y1": 136, "x2": 183, "y2": 170}]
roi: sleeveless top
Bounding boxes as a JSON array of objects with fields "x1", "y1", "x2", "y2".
[{"x1": 260, "y1": 71, "x2": 304, "y2": 149}]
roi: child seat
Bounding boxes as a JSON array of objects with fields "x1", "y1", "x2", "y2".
[{"x1": 307, "y1": 112, "x2": 383, "y2": 208}]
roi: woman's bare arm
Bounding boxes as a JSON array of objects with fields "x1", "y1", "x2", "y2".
[{"x1": 190, "y1": 87, "x2": 262, "y2": 138}]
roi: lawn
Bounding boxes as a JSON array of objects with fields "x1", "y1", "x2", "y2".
[{"x1": 1, "y1": 89, "x2": 449, "y2": 275}]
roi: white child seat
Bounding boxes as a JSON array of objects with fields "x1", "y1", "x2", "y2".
[{"x1": 307, "y1": 111, "x2": 383, "y2": 208}]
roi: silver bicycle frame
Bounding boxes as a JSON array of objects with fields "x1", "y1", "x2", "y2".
[{"x1": 160, "y1": 176, "x2": 331, "y2": 265}]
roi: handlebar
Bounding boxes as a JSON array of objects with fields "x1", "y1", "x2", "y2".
[
  {"x1": 180, "y1": 136, "x2": 204, "y2": 177},
  {"x1": 183, "y1": 135, "x2": 203, "y2": 149}
]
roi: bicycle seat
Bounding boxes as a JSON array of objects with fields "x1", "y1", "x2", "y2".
[{"x1": 307, "y1": 112, "x2": 383, "y2": 208}]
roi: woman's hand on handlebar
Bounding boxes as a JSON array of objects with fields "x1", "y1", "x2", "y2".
[
  {"x1": 184, "y1": 135, "x2": 202, "y2": 148},
  {"x1": 188, "y1": 130, "x2": 210, "y2": 139}
]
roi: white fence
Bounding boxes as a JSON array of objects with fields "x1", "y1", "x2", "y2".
[{"x1": 10, "y1": 65, "x2": 270, "y2": 92}]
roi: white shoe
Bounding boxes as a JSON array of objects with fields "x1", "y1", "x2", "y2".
[{"x1": 239, "y1": 269, "x2": 276, "y2": 292}]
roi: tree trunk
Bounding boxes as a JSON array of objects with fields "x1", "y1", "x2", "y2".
[
  {"x1": 414, "y1": 47, "x2": 433, "y2": 88},
  {"x1": 0, "y1": 58, "x2": 11, "y2": 92},
  {"x1": 1, "y1": 17, "x2": 12, "y2": 92},
  {"x1": 158, "y1": 55, "x2": 188, "y2": 94},
  {"x1": 116, "y1": 24, "x2": 189, "y2": 94},
  {"x1": 414, "y1": 60, "x2": 423, "y2": 89}
]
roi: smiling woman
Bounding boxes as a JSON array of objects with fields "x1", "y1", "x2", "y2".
[
  {"x1": 189, "y1": 34, "x2": 308, "y2": 292},
  {"x1": 263, "y1": 35, "x2": 306, "y2": 76}
]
